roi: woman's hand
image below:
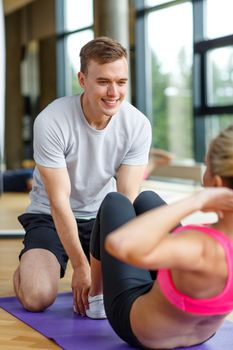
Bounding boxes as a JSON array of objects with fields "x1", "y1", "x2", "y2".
[{"x1": 197, "y1": 187, "x2": 233, "y2": 217}]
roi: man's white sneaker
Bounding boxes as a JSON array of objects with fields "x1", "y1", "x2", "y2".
[{"x1": 86, "y1": 294, "x2": 107, "y2": 319}]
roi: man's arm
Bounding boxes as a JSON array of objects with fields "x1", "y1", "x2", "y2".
[
  {"x1": 116, "y1": 164, "x2": 146, "y2": 202},
  {"x1": 37, "y1": 164, "x2": 90, "y2": 316}
]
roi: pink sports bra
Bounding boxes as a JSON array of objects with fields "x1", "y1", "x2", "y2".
[{"x1": 157, "y1": 224, "x2": 233, "y2": 315}]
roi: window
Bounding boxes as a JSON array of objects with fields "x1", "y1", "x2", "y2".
[
  {"x1": 136, "y1": 0, "x2": 233, "y2": 162},
  {"x1": 56, "y1": 0, "x2": 94, "y2": 96},
  {"x1": 65, "y1": 30, "x2": 93, "y2": 95},
  {"x1": 205, "y1": 115, "x2": 233, "y2": 150},
  {"x1": 64, "y1": 0, "x2": 93, "y2": 31},
  {"x1": 206, "y1": 0, "x2": 233, "y2": 39},
  {"x1": 145, "y1": 1, "x2": 193, "y2": 159},
  {"x1": 145, "y1": 0, "x2": 174, "y2": 6},
  {"x1": 192, "y1": 0, "x2": 233, "y2": 161},
  {"x1": 207, "y1": 47, "x2": 233, "y2": 107}
]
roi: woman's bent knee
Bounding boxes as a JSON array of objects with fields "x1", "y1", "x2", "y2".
[
  {"x1": 134, "y1": 190, "x2": 167, "y2": 214},
  {"x1": 103, "y1": 192, "x2": 131, "y2": 209},
  {"x1": 104, "y1": 192, "x2": 128, "y2": 202}
]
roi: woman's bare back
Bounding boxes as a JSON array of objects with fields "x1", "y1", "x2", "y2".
[{"x1": 130, "y1": 283, "x2": 226, "y2": 349}]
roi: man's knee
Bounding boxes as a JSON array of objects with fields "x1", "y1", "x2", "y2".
[
  {"x1": 17, "y1": 283, "x2": 57, "y2": 312},
  {"x1": 13, "y1": 251, "x2": 60, "y2": 312}
]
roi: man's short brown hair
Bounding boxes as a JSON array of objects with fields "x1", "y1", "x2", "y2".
[{"x1": 79, "y1": 36, "x2": 127, "y2": 74}]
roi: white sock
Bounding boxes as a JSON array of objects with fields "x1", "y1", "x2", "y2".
[{"x1": 86, "y1": 294, "x2": 107, "y2": 319}]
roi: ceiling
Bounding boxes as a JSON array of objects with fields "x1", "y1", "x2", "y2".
[{"x1": 3, "y1": 0, "x2": 35, "y2": 15}]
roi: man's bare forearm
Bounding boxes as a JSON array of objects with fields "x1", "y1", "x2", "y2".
[{"x1": 51, "y1": 203, "x2": 88, "y2": 269}]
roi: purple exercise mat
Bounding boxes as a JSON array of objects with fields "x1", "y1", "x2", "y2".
[{"x1": 0, "y1": 292, "x2": 232, "y2": 350}]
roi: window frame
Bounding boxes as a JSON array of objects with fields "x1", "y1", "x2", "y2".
[
  {"x1": 55, "y1": 0, "x2": 94, "y2": 97},
  {"x1": 135, "y1": 0, "x2": 233, "y2": 162}
]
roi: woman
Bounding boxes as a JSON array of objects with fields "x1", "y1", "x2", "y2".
[{"x1": 85, "y1": 125, "x2": 233, "y2": 349}]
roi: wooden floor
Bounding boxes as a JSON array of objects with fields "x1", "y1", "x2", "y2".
[
  {"x1": 0, "y1": 193, "x2": 72, "y2": 349},
  {"x1": 0, "y1": 187, "x2": 233, "y2": 349}
]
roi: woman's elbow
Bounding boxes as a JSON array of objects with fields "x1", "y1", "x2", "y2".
[
  {"x1": 105, "y1": 234, "x2": 130, "y2": 261},
  {"x1": 105, "y1": 235, "x2": 142, "y2": 266},
  {"x1": 105, "y1": 235, "x2": 119, "y2": 256}
]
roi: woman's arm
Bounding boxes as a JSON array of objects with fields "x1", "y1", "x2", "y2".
[{"x1": 105, "y1": 188, "x2": 233, "y2": 269}]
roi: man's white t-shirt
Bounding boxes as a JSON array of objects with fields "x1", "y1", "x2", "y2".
[{"x1": 27, "y1": 95, "x2": 152, "y2": 218}]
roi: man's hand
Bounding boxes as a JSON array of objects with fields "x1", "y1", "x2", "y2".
[{"x1": 72, "y1": 262, "x2": 91, "y2": 316}]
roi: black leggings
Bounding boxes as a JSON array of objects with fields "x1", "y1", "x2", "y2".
[{"x1": 90, "y1": 191, "x2": 166, "y2": 349}]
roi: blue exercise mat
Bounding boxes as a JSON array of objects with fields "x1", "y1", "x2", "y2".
[{"x1": 0, "y1": 292, "x2": 232, "y2": 350}]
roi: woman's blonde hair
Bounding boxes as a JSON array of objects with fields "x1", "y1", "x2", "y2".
[{"x1": 209, "y1": 125, "x2": 233, "y2": 186}]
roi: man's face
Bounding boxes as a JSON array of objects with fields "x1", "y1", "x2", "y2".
[{"x1": 78, "y1": 57, "x2": 128, "y2": 119}]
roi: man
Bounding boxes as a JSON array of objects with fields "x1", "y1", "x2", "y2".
[{"x1": 13, "y1": 37, "x2": 152, "y2": 316}]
